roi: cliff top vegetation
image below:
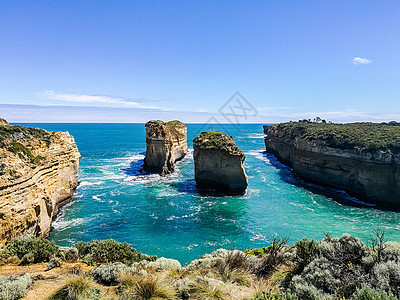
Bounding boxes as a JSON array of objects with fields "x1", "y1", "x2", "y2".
[
  {"x1": 145, "y1": 120, "x2": 186, "y2": 139},
  {"x1": 193, "y1": 131, "x2": 243, "y2": 155},
  {"x1": 0, "y1": 123, "x2": 53, "y2": 147},
  {"x1": 269, "y1": 121, "x2": 400, "y2": 153},
  {"x1": 0, "y1": 123, "x2": 54, "y2": 164}
]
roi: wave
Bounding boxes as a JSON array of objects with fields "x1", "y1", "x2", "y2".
[
  {"x1": 247, "y1": 133, "x2": 265, "y2": 139},
  {"x1": 79, "y1": 180, "x2": 105, "y2": 187},
  {"x1": 52, "y1": 217, "x2": 87, "y2": 231}
]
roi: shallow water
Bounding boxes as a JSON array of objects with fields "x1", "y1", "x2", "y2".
[{"x1": 20, "y1": 123, "x2": 400, "y2": 264}]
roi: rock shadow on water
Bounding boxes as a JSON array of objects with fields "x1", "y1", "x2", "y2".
[
  {"x1": 172, "y1": 179, "x2": 245, "y2": 198},
  {"x1": 261, "y1": 152, "x2": 395, "y2": 210}
]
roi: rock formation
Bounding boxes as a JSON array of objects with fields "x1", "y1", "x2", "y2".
[
  {"x1": 193, "y1": 131, "x2": 248, "y2": 195},
  {"x1": 144, "y1": 120, "x2": 188, "y2": 175},
  {"x1": 0, "y1": 118, "x2": 9, "y2": 126},
  {"x1": 264, "y1": 121, "x2": 400, "y2": 205},
  {"x1": 0, "y1": 120, "x2": 80, "y2": 247}
]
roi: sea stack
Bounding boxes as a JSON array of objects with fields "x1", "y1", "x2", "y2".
[
  {"x1": 264, "y1": 121, "x2": 400, "y2": 205},
  {"x1": 144, "y1": 120, "x2": 188, "y2": 175},
  {"x1": 0, "y1": 120, "x2": 80, "y2": 247},
  {"x1": 193, "y1": 131, "x2": 248, "y2": 195}
]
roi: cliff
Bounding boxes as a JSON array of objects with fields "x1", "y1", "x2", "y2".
[
  {"x1": 193, "y1": 131, "x2": 248, "y2": 195},
  {"x1": 0, "y1": 121, "x2": 80, "y2": 247},
  {"x1": 264, "y1": 121, "x2": 400, "y2": 205},
  {"x1": 144, "y1": 120, "x2": 188, "y2": 175}
]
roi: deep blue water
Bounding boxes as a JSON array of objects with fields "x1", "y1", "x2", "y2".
[{"x1": 19, "y1": 123, "x2": 400, "y2": 264}]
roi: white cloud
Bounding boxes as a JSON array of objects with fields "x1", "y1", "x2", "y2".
[
  {"x1": 352, "y1": 57, "x2": 372, "y2": 65},
  {"x1": 41, "y1": 90, "x2": 161, "y2": 109},
  {"x1": 197, "y1": 108, "x2": 209, "y2": 113}
]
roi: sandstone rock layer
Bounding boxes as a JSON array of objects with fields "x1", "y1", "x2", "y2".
[
  {"x1": 265, "y1": 122, "x2": 400, "y2": 205},
  {"x1": 193, "y1": 131, "x2": 248, "y2": 195},
  {"x1": 0, "y1": 122, "x2": 80, "y2": 247},
  {"x1": 144, "y1": 120, "x2": 188, "y2": 175}
]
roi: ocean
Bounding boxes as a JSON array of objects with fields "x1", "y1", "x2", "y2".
[{"x1": 20, "y1": 123, "x2": 400, "y2": 264}]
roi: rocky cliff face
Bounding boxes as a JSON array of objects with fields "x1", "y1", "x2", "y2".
[
  {"x1": 0, "y1": 121, "x2": 80, "y2": 247},
  {"x1": 193, "y1": 131, "x2": 248, "y2": 195},
  {"x1": 144, "y1": 120, "x2": 188, "y2": 175},
  {"x1": 264, "y1": 122, "x2": 400, "y2": 205}
]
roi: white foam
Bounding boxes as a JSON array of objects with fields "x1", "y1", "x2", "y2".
[
  {"x1": 52, "y1": 218, "x2": 86, "y2": 231},
  {"x1": 248, "y1": 133, "x2": 265, "y2": 139},
  {"x1": 79, "y1": 181, "x2": 105, "y2": 187}
]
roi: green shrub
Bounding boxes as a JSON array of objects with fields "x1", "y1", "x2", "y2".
[
  {"x1": 380, "y1": 242, "x2": 400, "y2": 263},
  {"x1": 91, "y1": 262, "x2": 131, "y2": 286},
  {"x1": 146, "y1": 257, "x2": 181, "y2": 271},
  {"x1": 372, "y1": 261, "x2": 400, "y2": 295},
  {"x1": 291, "y1": 274, "x2": 333, "y2": 300},
  {"x1": 56, "y1": 247, "x2": 79, "y2": 262},
  {"x1": 0, "y1": 274, "x2": 32, "y2": 300},
  {"x1": 75, "y1": 239, "x2": 145, "y2": 265},
  {"x1": 352, "y1": 286, "x2": 397, "y2": 300},
  {"x1": 46, "y1": 257, "x2": 62, "y2": 271},
  {"x1": 294, "y1": 238, "x2": 321, "y2": 273},
  {"x1": 4, "y1": 237, "x2": 59, "y2": 263},
  {"x1": 319, "y1": 234, "x2": 370, "y2": 265},
  {"x1": 20, "y1": 252, "x2": 35, "y2": 265},
  {"x1": 290, "y1": 234, "x2": 373, "y2": 299}
]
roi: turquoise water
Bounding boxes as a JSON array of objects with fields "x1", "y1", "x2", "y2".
[{"x1": 21, "y1": 123, "x2": 400, "y2": 264}]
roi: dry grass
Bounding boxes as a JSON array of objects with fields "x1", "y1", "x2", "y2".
[{"x1": 119, "y1": 271, "x2": 176, "y2": 300}]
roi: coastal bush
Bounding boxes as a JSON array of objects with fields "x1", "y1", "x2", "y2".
[
  {"x1": 146, "y1": 257, "x2": 182, "y2": 271},
  {"x1": 352, "y1": 286, "x2": 398, "y2": 300},
  {"x1": 49, "y1": 276, "x2": 102, "y2": 300},
  {"x1": 288, "y1": 234, "x2": 377, "y2": 299},
  {"x1": 75, "y1": 239, "x2": 147, "y2": 265},
  {"x1": 294, "y1": 238, "x2": 321, "y2": 273},
  {"x1": 46, "y1": 257, "x2": 62, "y2": 271},
  {"x1": 91, "y1": 262, "x2": 130, "y2": 286},
  {"x1": 0, "y1": 274, "x2": 32, "y2": 300},
  {"x1": 20, "y1": 252, "x2": 35, "y2": 265},
  {"x1": 380, "y1": 241, "x2": 400, "y2": 262},
  {"x1": 3, "y1": 237, "x2": 59, "y2": 263},
  {"x1": 56, "y1": 247, "x2": 79, "y2": 262},
  {"x1": 175, "y1": 277, "x2": 195, "y2": 299},
  {"x1": 371, "y1": 260, "x2": 400, "y2": 295}
]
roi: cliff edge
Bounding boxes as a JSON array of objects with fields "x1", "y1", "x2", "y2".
[
  {"x1": 0, "y1": 120, "x2": 80, "y2": 247},
  {"x1": 144, "y1": 120, "x2": 188, "y2": 175},
  {"x1": 193, "y1": 131, "x2": 248, "y2": 195},
  {"x1": 264, "y1": 121, "x2": 400, "y2": 205}
]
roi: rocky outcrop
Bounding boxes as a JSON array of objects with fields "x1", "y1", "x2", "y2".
[
  {"x1": 0, "y1": 121, "x2": 80, "y2": 247},
  {"x1": 264, "y1": 121, "x2": 400, "y2": 205},
  {"x1": 193, "y1": 131, "x2": 248, "y2": 195},
  {"x1": 0, "y1": 119, "x2": 9, "y2": 126},
  {"x1": 144, "y1": 120, "x2": 188, "y2": 175}
]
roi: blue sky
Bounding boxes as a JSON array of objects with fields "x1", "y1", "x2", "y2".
[{"x1": 1, "y1": 1, "x2": 399, "y2": 123}]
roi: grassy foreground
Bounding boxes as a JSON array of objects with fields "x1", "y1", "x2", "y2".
[{"x1": 0, "y1": 231, "x2": 399, "y2": 300}]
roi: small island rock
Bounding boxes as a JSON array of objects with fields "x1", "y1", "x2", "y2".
[
  {"x1": 144, "y1": 120, "x2": 188, "y2": 175},
  {"x1": 193, "y1": 131, "x2": 248, "y2": 195}
]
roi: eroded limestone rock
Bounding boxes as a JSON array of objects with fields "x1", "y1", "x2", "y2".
[
  {"x1": 193, "y1": 131, "x2": 248, "y2": 195},
  {"x1": 144, "y1": 120, "x2": 188, "y2": 175},
  {"x1": 0, "y1": 122, "x2": 80, "y2": 247}
]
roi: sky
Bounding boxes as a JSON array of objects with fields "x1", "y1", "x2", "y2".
[{"x1": 1, "y1": 0, "x2": 399, "y2": 123}]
